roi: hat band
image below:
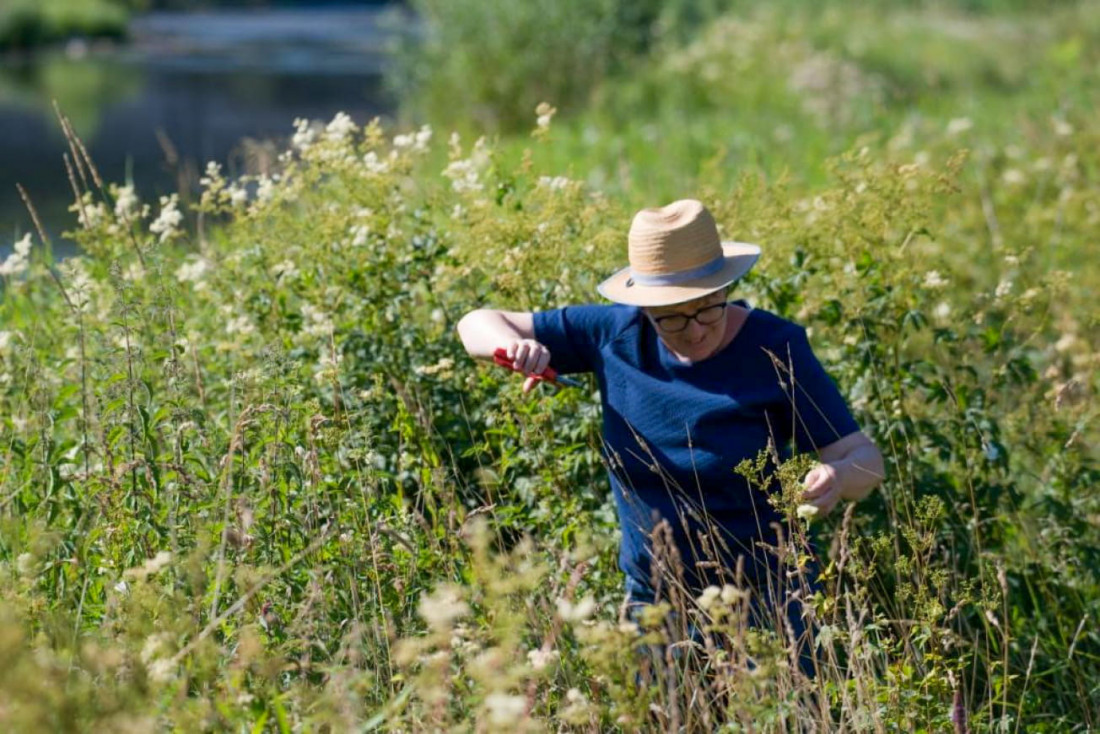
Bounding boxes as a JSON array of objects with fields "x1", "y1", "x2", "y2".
[{"x1": 630, "y1": 253, "x2": 725, "y2": 286}]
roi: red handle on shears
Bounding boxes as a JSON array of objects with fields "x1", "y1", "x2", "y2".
[{"x1": 492, "y1": 348, "x2": 581, "y2": 388}]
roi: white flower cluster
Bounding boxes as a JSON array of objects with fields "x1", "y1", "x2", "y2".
[
  {"x1": 526, "y1": 647, "x2": 560, "y2": 671},
  {"x1": 696, "y1": 584, "x2": 749, "y2": 611},
  {"x1": 72, "y1": 196, "x2": 108, "y2": 229},
  {"x1": 418, "y1": 583, "x2": 470, "y2": 631},
  {"x1": 313, "y1": 352, "x2": 342, "y2": 383},
  {"x1": 349, "y1": 223, "x2": 370, "y2": 247},
  {"x1": 363, "y1": 151, "x2": 389, "y2": 175},
  {"x1": 393, "y1": 124, "x2": 432, "y2": 152},
  {"x1": 413, "y1": 356, "x2": 454, "y2": 378},
  {"x1": 484, "y1": 692, "x2": 527, "y2": 726},
  {"x1": 272, "y1": 259, "x2": 299, "y2": 282},
  {"x1": 57, "y1": 257, "x2": 94, "y2": 312},
  {"x1": 301, "y1": 303, "x2": 334, "y2": 337},
  {"x1": 292, "y1": 117, "x2": 318, "y2": 151},
  {"x1": 0, "y1": 234, "x2": 32, "y2": 276},
  {"x1": 535, "y1": 101, "x2": 556, "y2": 131},
  {"x1": 923, "y1": 270, "x2": 948, "y2": 289},
  {"x1": 946, "y1": 117, "x2": 973, "y2": 136},
  {"x1": 555, "y1": 596, "x2": 596, "y2": 622},
  {"x1": 150, "y1": 194, "x2": 184, "y2": 244},
  {"x1": 225, "y1": 315, "x2": 255, "y2": 336},
  {"x1": 113, "y1": 184, "x2": 140, "y2": 223},
  {"x1": 325, "y1": 112, "x2": 357, "y2": 144},
  {"x1": 442, "y1": 136, "x2": 490, "y2": 193},
  {"x1": 537, "y1": 175, "x2": 572, "y2": 191},
  {"x1": 256, "y1": 174, "x2": 278, "y2": 203},
  {"x1": 175, "y1": 257, "x2": 210, "y2": 291}
]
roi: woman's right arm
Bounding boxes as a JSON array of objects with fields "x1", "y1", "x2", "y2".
[{"x1": 456, "y1": 309, "x2": 552, "y2": 392}]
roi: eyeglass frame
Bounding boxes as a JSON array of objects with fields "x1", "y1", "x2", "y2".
[{"x1": 646, "y1": 301, "x2": 728, "y2": 333}]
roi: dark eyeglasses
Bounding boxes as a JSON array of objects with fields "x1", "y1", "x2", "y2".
[{"x1": 649, "y1": 302, "x2": 727, "y2": 333}]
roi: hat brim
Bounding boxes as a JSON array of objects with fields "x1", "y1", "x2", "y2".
[{"x1": 596, "y1": 241, "x2": 761, "y2": 307}]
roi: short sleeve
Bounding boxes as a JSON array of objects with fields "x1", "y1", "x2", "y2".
[
  {"x1": 775, "y1": 327, "x2": 860, "y2": 453},
  {"x1": 532, "y1": 304, "x2": 634, "y2": 375}
]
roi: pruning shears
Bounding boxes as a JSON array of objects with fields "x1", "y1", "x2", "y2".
[{"x1": 492, "y1": 348, "x2": 583, "y2": 389}]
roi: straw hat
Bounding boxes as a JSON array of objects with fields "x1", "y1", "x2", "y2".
[{"x1": 597, "y1": 199, "x2": 760, "y2": 307}]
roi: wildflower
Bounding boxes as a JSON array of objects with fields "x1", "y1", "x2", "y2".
[
  {"x1": 150, "y1": 194, "x2": 183, "y2": 244},
  {"x1": 16, "y1": 552, "x2": 34, "y2": 577},
  {"x1": 413, "y1": 124, "x2": 433, "y2": 151},
  {"x1": 70, "y1": 194, "x2": 107, "y2": 229},
  {"x1": 146, "y1": 658, "x2": 176, "y2": 684},
  {"x1": 325, "y1": 111, "x2": 356, "y2": 143},
  {"x1": 526, "y1": 647, "x2": 559, "y2": 671},
  {"x1": 175, "y1": 257, "x2": 209, "y2": 288},
  {"x1": 125, "y1": 551, "x2": 172, "y2": 579},
  {"x1": 995, "y1": 279, "x2": 1013, "y2": 299},
  {"x1": 0, "y1": 331, "x2": 12, "y2": 351},
  {"x1": 256, "y1": 175, "x2": 277, "y2": 202},
  {"x1": 696, "y1": 586, "x2": 721, "y2": 610},
  {"x1": 1052, "y1": 117, "x2": 1073, "y2": 137},
  {"x1": 227, "y1": 183, "x2": 248, "y2": 208},
  {"x1": 721, "y1": 584, "x2": 748, "y2": 604},
  {"x1": 113, "y1": 184, "x2": 139, "y2": 222},
  {"x1": 561, "y1": 688, "x2": 594, "y2": 725},
  {"x1": 535, "y1": 101, "x2": 557, "y2": 131},
  {"x1": 0, "y1": 234, "x2": 31, "y2": 276},
  {"x1": 933, "y1": 302, "x2": 951, "y2": 320},
  {"x1": 537, "y1": 175, "x2": 571, "y2": 191},
  {"x1": 443, "y1": 159, "x2": 483, "y2": 193},
  {"x1": 292, "y1": 117, "x2": 317, "y2": 151},
  {"x1": 140, "y1": 633, "x2": 171, "y2": 665},
  {"x1": 349, "y1": 224, "x2": 370, "y2": 247},
  {"x1": 226, "y1": 316, "x2": 255, "y2": 336},
  {"x1": 363, "y1": 151, "x2": 389, "y2": 174},
  {"x1": 414, "y1": 357, "x2": 455, "y2": 378},
  {"x1": 58, "y1": 258, "x2": 94, "y2": 312},
  {"x1": 556, "y1": 595, "x2": 596, "y2": 622},
  {"x1": 1055, "y1": 333, "x2": 1077, "y2": 353},
  {"x1": 199, "y1": 161, "x2": 224, "y2": 190},
  {"x1": 796, "y1": 503, "x2": 820, "y2": 522},
  {"x1": 301, "y1": 303, "x2": 334, "y2": 337},
  {"x1": 484, "y1": 692, "x2": 526, "y2": 726},
  {"x1": 442, "y1": 137, "x2": 489, "y2": 193},
  {"x1": 923, "y1": 270, "x2": 948, "y2": 289},
  {"x1": 1002, "y1": 169, "x2": 1026, "y2": 186},
  {"x1": 946, "y1": 117, "x2": 973, "y2": 136},
  {"x1": 418, "y1": 584, "x2": 469, "y2": 631},
  {"x1": 272, "y1": 259, "x2": 299, "y2": 282}
]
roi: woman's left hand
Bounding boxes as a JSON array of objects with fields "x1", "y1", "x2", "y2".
[{"x1": 801, "y1": 463, "x2": 842, "y2": 516}]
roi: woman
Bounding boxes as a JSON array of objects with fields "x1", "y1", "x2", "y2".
[{"x1": 456, "y1": 199, "x2": 883, "y2": 663}]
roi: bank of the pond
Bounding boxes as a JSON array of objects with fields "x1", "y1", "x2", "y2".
[{"x1": 0, "y1": 0, "x2": 131, "y2": 52}]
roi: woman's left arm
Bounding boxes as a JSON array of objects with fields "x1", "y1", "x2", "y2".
[{"x1": 801, "y1": 431, "x2": 885, "y2": 515}]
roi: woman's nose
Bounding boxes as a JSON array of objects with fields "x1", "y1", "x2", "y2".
[{"x1": 684, "y1": 320, "x2": 707, "y2": 341}]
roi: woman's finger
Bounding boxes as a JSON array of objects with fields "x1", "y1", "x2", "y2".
[
  {"x1": 522, "y1": 375, "x2": 539, "y2": 393},
  {"x1": 533, "y1": 349, "x2": 551, "y2": 376},
  {"x1": 514, "y1": 341, "x2": 531, "y2": 372}
]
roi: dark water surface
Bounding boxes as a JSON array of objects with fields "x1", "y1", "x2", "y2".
[{"x1": 0, "y1": 6, "x2": 406, "y2": 255}]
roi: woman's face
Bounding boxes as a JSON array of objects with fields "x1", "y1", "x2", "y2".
[{"x1": 645, "y1": 289, "x2": 729, "y2": 362}]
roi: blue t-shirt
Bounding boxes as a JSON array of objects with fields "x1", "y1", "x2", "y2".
[{"x1": 532, "y1": 300, "x2": 860, "y2": 602}]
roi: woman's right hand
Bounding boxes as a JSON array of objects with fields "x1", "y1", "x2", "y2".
[{"x1": 505, "y1": 338, "x2": 552, "y2": 393}]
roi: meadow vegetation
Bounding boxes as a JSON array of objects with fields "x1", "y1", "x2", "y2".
[{"x1": 1, "y1": 0, "x2": 1098, "y2": 730}]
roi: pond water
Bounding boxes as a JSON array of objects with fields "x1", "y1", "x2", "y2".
[{"x1": 0, "y1": 5, "x2": 408, "y2": 256}]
